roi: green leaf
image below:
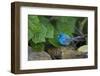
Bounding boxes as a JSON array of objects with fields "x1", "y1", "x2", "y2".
[
  {"x1": 28, "y1": 15, "x2": 41, "y2": 41},
  {"x1": 48, "y1": 16, "x2": 77, "y2": 47},
  {"x1": 30, "y1": 40, "x2": 45, "y2": 52},
  {"x1": 28, "y1": 15, "x2": 41, "y2": 32},
  {"x1": 48, "y1": 31, "x2": 61, "y2": 47},
  {"x1": 32, "y1": 24, "x2": 47, "y2": 44},
  {"x1": 56, "y1": 16, "x2": 77, "y2": 36},
  {"x1": 39, "y1": 17, "x2": 54, "y2": 38},
  {"x1": 28, "y1": 15, "x2": 47, "y2": 43}
]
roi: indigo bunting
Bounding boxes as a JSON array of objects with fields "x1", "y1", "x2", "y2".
[{"x1": 57, "y1": 33, "x2": 72, "y2": 46}]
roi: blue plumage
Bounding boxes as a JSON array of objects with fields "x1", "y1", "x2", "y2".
[{"x1": 57, "y1": 33, "x2": 72, "y2": 46}]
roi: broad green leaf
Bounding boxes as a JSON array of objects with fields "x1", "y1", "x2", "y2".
[
  {"x1": 48, "y1": 31, "x2": 61, "y2": 47},
  {"x1": 28, "y1": 15, "x2": 41, "y2": 32},
  {"x1": 39, "y1": 17, "x2": 54, "y2": 38},
  {"x1": 56, "y1": 16, "x2": 77, "y2": 36},
  {"x1": 28, "y1": 15, "x2": 41, "y2": 41},
  {"x1": 30, "y1": 40, "x2": 45, "y2": 52},
  {"x1": 32, "y1": 24, "x2": 47, "y2": 43},
  {"x1": 28, "y1": 15, "x2": 47, "y2": 43}
]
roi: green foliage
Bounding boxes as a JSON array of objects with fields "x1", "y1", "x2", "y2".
[
  {"x1": 28, "y1": 15, "x2": 41, "y2": 41},
  {"x1": 39, "y1": 17, "x2": 54, "y2": 38},
  {"x1": 28, "y1": 15, "x2": 87, "y2": 52},
  {"x1": 31, "y1": 24, "x2": 47, "y2": 43},
  {"x1": 48, "y1": 16, "x2": 77, "y2": 47},
  {"x1": 48, "y1": 30, "x2": 60, "y2": 47},
  {"x1": 28, "y1": 15, "x2": 55, "y2": 51},
  {"x1": 29, "y1": 40, "x2": 45, "y2": 52},
  {"x1": 56, "y1": 16, "x2": 77, "y2": 36}
]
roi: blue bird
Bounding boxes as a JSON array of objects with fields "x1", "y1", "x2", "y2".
[{"x1": 57, "y1": 33, "x2": 72, "y2": 46}]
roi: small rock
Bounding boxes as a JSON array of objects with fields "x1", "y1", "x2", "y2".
[
  {"x1": 47, "y1": 47, "x2": 62, "y2": 59},
  {"x1": 77, "y1": 45, "x2": 88, "y2": 58},
  {"x1": 28, "y1": 46, "x2": 52, "y2": 61},
  {"x1": 78, "y1": 45, "x2": 88, "y2": 53},
  {"x1": 61, "y1": 46, "x2": 81, "y2": 59},
  {"x1": 47, "y1": 46, "x2": 82, "y2": 59}
]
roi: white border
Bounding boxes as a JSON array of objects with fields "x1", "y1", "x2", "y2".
[{"x1": 20, "y1": 6, "x2": 95, "y2": 70}]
